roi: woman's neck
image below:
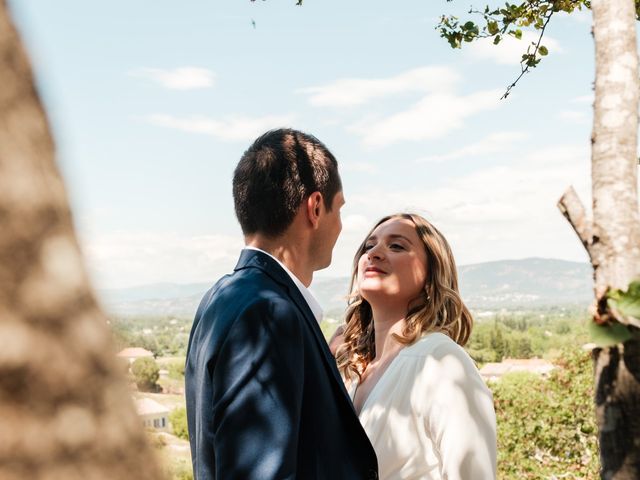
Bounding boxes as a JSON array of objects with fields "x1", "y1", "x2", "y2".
[{"x1": 370, "y1": 303, "x2": 407, "y2": 362}]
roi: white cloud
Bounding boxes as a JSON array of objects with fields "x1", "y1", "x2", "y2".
[
  {"x1": 341, "y1": 162, "x2": 379, "y2": 174},
  {"x1": 341, "y1": 214, "x2": 372, "y2": 234},
  {"x1": 349, "y1": 89, "x2": 503, "y2": 147},
  {"x1": 145, "y1": 113, "x2": 295, "y2": 141},
  {"x1": 572, "y1": 94, "x2": 594, "y2": 104},
  {"x1": 467, "y1": 32, "x2": 562, "y2": 65},
  {"x1": 131, "y1": 67, "x2": 216, "y2": 90},
  {"x1": 417, "y1": 131, "x2": 529, "y2": 163},
  {"x1": 298, "y1": 66, "x2": 460, "y2": 108},
  {"x1": 80, "y1": 231, "x2": 244, "y2": 289},
  {"x1": 336, "y1": 143, "x2": 594, "y2": 272},
  {"x1": 559, "y1": 110, "x2": 589, "y2": 124}
]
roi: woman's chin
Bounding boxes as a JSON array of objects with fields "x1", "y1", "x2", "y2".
[{"x1": 360, "y1": 286, "x2": 397, "y2": 302}]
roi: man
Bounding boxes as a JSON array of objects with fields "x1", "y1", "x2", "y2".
[{"x1": 185, "y1": 128, "x2": 378, "y2": 479}]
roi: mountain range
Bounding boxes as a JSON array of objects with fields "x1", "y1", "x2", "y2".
[{"x1": 99, "y1": 257, "x2": 593, "y2": 318}]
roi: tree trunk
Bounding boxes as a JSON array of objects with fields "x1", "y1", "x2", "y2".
[
  {"x1": 591, "y1": 0, "x2": 640, "y2": 478},
  {"x1": 0, "y1": 2, "x2": 163, "y2": 479}
]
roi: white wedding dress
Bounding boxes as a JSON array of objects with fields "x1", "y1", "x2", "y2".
[{"x1": 347, "y1": 332, "x2": 497, "y2": 480}]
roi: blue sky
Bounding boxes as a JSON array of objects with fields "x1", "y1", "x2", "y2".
[{"x1": 10, "y1": 0, "x2": 599, "y2": 289}]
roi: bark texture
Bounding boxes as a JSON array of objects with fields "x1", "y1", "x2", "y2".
[
  {"x1": 591, "y1": 0, "x2": 640, "y2": 294},
  {"x1": 0, "y1": 2, "x2": 164, "y2": 479},
  {"x1": 591, "y1": 0, "x2": 640, "y2": 478}
]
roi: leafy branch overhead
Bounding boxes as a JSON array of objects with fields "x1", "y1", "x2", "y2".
[{"x1": 438, "y1": 0, "x2": 640, "y2": 98}]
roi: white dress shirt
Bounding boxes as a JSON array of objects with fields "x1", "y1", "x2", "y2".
[
  {"x1": 243, "y1": 246, "x2": 323, "y2": 323},
  {"x1": 347, "y1": 332, "x2": 497, "y2": 480}
]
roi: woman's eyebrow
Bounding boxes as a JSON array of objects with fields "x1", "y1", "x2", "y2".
[{"x1": 388, "y1": 234, "x2": 414, "y2": 244}]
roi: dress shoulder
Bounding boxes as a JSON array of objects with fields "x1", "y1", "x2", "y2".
[{"x1": 400, "y1": 331, "x2": 467, "y2": 359}]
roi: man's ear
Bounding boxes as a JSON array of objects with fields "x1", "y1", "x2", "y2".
[{"x1": 306, "y1": 192, "x2": 323, "y2": 228}]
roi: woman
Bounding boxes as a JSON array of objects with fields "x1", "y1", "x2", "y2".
[{"x1": 334, "y1": 213, "x2": 497, "y2": 480}]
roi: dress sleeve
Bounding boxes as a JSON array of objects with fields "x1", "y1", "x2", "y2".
[{"x1": 421, "y1": 340, "x2": 497, "y2": 480}]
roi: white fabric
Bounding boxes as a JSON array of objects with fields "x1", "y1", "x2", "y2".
[
  {"x1": 347, "y1": 332, "x2": 497, "y2": 480},
  {"x1": 243, "y1": 246, "x2": 323, "y2": 324}
]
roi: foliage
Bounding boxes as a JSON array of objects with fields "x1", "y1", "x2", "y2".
[
  {"x1": 492, "y1": 348, "x2": 598, "y2": 478},
  {"x1": 437, "y1": 0, "x2": 640, "y2": 97},
  {"x1": 466, "y1": 307, "x2": 590, "y2": 364},
  {"x1": 131, "y1": 357, "x2": 160, "y2": 392},
  {"x1": 110, "y1": 315, "x2": 192, "y2": 357},
  {"x1": 585, "y1": 279, "x2": 640, "y2": 346},
  {"x1": 166, "y1": 458, "x2": 193, "y2": 480},
  {"x1": 170, "y1": 407, "x2": 189, "y2": 441},
  {"x1": 608, "y1": 279, "x2": 640, "y2": 325},
  {"x1": 168, "y1": 360, "x2": 186, "y2": 380}
]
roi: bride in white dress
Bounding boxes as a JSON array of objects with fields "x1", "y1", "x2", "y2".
[{"x1": 333, "y1": 213, "x2": 497, "y2": 480}]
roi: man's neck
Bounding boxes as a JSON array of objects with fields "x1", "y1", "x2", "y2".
[{"x1": 246, "y1": 235, "x2": 313, "y2": 287}]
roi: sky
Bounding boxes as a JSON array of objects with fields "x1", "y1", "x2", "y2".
[{"x1": 9, "y1": 0, "x2": 603, "y2": 289}]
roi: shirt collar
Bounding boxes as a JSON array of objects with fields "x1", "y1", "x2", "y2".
[{"x1": 243, "y1": 246, "x2": 324, "y2": 324}]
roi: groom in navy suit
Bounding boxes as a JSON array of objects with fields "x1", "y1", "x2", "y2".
[{"x1": 185, "y1": 128, "x2": 378, "y2": 479}]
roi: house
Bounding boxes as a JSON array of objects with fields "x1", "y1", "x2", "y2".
[
  {"x1": 117, "y1": 347, "x2": 154, "y2": 364},
  {"x1": 480, "y1": 358, "x2": 555, "y2": 382},
  {"x1": 135, "y1": 397, "x2": 169, "y2": 431}
]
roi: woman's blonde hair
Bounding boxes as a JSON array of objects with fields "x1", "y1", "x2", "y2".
[{"x1": 335, "y1": 213, "x2": 473, "y2": 380}]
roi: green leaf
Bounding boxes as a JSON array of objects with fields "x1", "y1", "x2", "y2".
[
  {"x1": 493, "y1": 34, "x2": 501, "y2": 45},
  {"x1": 588, "y1": 321, "x2": 632, "y2": 347},
  {"x1": 487, "y1": 20, "x2": 499, "y2": 35},
  {"x1": 514, "y1": 29, "x2": 522, "y2": 39},
  {"x1": 538, "y1": 45, "x2": 549, "y2": 56},
  {"x1": 608, "y1": 280, "x2": 640, "y2": 319},
  {"x1": 463, "y1": 21, "x2": 476, "y2": 30}
]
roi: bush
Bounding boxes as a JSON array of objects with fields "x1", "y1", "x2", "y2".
[
  {"x1": 170, "y1": 407, "x2": 189, "y2": 441},
  {"x1": 165, "y1": 457, "x2": 193, "y2": 480},
  {"x1": 492, "y1": 348, "x2": 598, "y2": 479},
  {"x1": 168, "y1": 360, "x2": 185, "y2": 380},
  {"x1": 131, "y1": 357, "x2": 160, "y2": 392}
]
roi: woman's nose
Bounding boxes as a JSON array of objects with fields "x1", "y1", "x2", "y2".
[{"x1": 367, "y1": 244, "x2": 384, "y2": 260}]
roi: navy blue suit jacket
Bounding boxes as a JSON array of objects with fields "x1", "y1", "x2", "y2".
[{"x1": 185, "y1": 249, "x2": 378, "y2": 479}]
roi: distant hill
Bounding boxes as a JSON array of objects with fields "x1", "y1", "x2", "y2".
[
  {"x1": 99, "y1": 258, "x2": 592, "y2": 317},
  {"x1": 457, "y1": 257, "x2": 591, "y2": 308}
]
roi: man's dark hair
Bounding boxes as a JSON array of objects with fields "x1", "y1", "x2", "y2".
[{"x1": 233, "y1": 128, "x2": 342, "y2": 237}]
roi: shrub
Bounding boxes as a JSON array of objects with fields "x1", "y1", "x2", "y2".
[
  {"x1": 492, "y1": 348, "x2": 598, "y2": 479},
  {"x1": 131, "y1": 357, "x2": 160, "y2": 392},
  {"x1": 170, "y1": 407, "x2": 189, "y2": 441},
  {"x1": 168, "y1": 360, "x2": 185, "y2": 380}
]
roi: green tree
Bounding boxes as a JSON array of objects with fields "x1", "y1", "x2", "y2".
[
  {"x1": 169, "y1": 407, "x2": 189, "y2": 441},
  {"x1": 131, "y1": 357, "x2": 160, "y2": 392},
  {"x1": 491, "y1": 324, "x2": 506, "y2": 361}
]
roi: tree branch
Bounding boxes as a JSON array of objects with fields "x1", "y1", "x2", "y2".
[
  {"x1": 557, "y1": 185, "x2": 594, "y2": 260},
  {"x1": 501, "y1": 8, "x2": 554, "y2": 99}
]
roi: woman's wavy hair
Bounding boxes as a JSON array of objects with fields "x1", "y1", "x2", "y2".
[{"x1": 335, "y1": 213, "x2": 473, "y2": 380}]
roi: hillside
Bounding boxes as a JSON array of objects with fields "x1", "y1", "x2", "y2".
[{"x1": 100, "y1": 257, "x2": 592, "y2": 317}]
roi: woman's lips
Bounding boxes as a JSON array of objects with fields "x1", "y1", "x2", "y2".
[{"x1": 364, "y1": 266, "x2": 387, "y2": 275}]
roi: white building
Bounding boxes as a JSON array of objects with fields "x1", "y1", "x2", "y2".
[
  {"x1": 117, "y1": 347, "x2": 154, "y2": 364},
  {"x1": 135, "y1": 397, "x2": 170, "y2": 431},
  {"x1": 480, "y1": 358, "x2": 555, "y2": 382}
]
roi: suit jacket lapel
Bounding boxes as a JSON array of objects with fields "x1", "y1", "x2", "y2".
[{"x1": 234, "y1": 249, "x2": 357, "y2": 412}]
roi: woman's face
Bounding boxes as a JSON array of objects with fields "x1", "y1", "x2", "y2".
[{"x1": 357, "y1": 217, "x2": 428, "y2": 307}]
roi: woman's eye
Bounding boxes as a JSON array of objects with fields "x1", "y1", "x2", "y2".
[
  {"x1": 389, "y1": 243, "x2": 405, "y2": 250},
  {"x1": 364, "y1": 244, "x2": 374, "y2": 251}
]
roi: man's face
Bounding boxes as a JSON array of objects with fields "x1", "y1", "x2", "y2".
[{"x1": 313, "y1": 190, "x2": 345, "y2": 271}]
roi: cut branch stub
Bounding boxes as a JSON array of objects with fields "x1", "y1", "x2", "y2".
[{"x1": 557, "y1": 185, "x2": 594, "y2": 261}]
